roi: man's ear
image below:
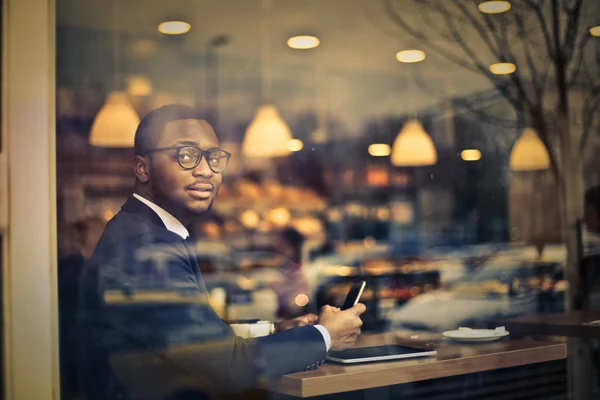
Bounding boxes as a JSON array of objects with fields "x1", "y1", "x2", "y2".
[{"x1": 134, "y1": 155, "x2": 150, "y2": 183}]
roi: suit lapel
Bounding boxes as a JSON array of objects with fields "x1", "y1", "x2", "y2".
[{"x1": 123, "y1": 196, "x2": 207, "y2": 293}]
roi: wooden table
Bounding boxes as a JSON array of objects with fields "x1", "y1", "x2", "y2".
[
  {"x1": 500, "y1": 311, "x2": 600, "y2": 400},
  {"x1": 273, "y1": 332, "x2": 566, "y2": 398},
  {"x1": 501, "y1": 311, "x2": 600, "y2": 339}
]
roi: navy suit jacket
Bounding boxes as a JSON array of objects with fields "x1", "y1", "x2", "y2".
[{"x1": 77, "y1": 196, "x2": 326, "y2": 399}]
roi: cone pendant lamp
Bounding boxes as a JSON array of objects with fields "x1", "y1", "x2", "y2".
[
  {"x1": 90, "y1": 91, "x2": 140, "y2": 147},
  {"x1": 242, "y1": 105, "x2": 292, "y2": 157},
  {"x1": 242, "y1": 0, "x2": 292, "y2": 158},
  {"x1": 391, "y1": 119, "x2": 437, "y2": 166},
  {"x1": 90, "y1": 0, "x2": 140, "y2": 147},
  {"x1": 509, "y1": 128, "x2": 550, "y2": 171}
]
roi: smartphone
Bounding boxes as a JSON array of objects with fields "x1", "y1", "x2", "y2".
[{"x1": 341, "y1": 281, "x2": 366, "y2": 310}]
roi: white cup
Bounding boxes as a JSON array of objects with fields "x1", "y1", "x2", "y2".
[{"x1": 229, "y1": 321, "x2": 274, "y2": 338}]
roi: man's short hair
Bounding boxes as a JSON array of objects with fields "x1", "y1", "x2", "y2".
[
  {"x1": 585, "y1": 186, "x2": 600, "y2": 215},
  {"x1": 134, "y1": 104, "x2": 205, "y2": 155}
]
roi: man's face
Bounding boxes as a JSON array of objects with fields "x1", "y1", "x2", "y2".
[{"x1": 146, "y1": 119, "x2": 223, "y2": 219}]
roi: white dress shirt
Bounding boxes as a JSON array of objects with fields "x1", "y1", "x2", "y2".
[{"x1": 132, "y1": 194, "x2": 331, "y2": 351}]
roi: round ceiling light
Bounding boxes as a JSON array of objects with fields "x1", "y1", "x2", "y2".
[
  {"x1": 368, "y1": 143, "x2": 391, "y2": 157},
  {"x1": 461, "y1": 149, "x2": 482, "y2": 161},
  {"x1": 478, "y1": 1, "x2": 511, "y2": 14},
  {"x1": 396, "y1": 50, "x2": 426, "y2": 63},
  {"x1": 287, "y1": 35, "x2": 320, "y2": 50},
  {"x1": 489, "y1": 62, "x2": 516, "y2": 75},
  {"x1": 590, "y1": 26, "x2": 600, "y2": 37},
  {"x1": 158, "y1": 21, "x2": 191, "y2": 35}
]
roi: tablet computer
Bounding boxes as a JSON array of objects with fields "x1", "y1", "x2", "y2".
[{"x1": 327, "y1": 345, "x2": 436, "y2": 364}]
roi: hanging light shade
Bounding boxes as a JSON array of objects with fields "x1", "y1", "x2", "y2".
[
  {"x1": 391, "y1": 119, "x2": 437, "y2": 166},
  {"x1": 509, "y1": 128, "x2": 550, "y2": 171},
  {"x1": 242, "y1": 104, "x2": 292, "y2": 157},
  {"x1": 90, "y1": 91, "x2": 140, "y2": 147}
]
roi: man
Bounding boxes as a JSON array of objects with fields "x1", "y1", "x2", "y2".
[
  {"x1": 77, "y1": 104, "x2": 365, "y2": 400},
  {"x1": 579, "y1": 185, "x2": 600, "y2": 310}
]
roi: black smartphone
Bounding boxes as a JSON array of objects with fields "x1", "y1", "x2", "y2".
[{"x1": 341, "y1": 281, "x2": 366, "y2": 310}]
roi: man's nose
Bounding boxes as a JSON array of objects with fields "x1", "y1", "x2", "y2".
[{"x1": 192, "y1": 156, "x2": 214, "y2": 177}]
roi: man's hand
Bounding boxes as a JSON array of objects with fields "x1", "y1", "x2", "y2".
[
  {"x1": 318, "y1": 304, "x2": 366, "y2": 351},
  {"x1": 275, "y1": 314, "x2": 319, "y2": 333}
]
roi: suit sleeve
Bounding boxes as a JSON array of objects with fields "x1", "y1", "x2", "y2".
[{"x1": 79, "y1": 233, "x2": 326, "y2": 397}]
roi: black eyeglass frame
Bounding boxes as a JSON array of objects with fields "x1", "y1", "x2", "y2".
[{"x1": 143, "y1": 145, "x2": 232, "y2": 172}]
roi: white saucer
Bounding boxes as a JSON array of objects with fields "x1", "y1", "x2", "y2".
[{"x1": 442, "y1": 327, "x2": 510, "y2": 343}]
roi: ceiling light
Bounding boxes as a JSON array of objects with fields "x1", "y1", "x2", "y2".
[
  {"x1": 242, "y1": 105, "x2": 292, "y2": 157},
  {"x1": 591, "y1": 26, "x2": 600, "y2": 37},
  {"x1": 490, "y1": 62, "x2": 516, "y2": 75},
  {"x1": 368, "y1": 143, "x2": 391, "y2": 157},
  {"x1": 287, "y1": 139, "x2": 304, "y2": 152},
  {"x1": 287, "y1": 35, "x2": 320, "y2": 50},
  {"x1": 478, "y1": 1, "x2": 511, "y2": 14},
  {"x1": 90, "y1": 91, "x2": 140, "y2": 147},
  {"x1": 461, "y1": 149, "x2": 482, "y2": 161},
  {"x1": 396, "y1": 50, "x2": 426, "y2": 63},
  {"x1": 158, "y1": 21, "x2": 191, "y2": 35},
  {"x1": 509, "y1": 128, "x2": 550, "y2": 171},
  {"x1": 391, "y1": 120, "x2": 437, "y2": 166}
]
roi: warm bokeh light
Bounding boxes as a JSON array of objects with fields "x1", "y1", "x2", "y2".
[
  {"x1": 126, "y1": 75, "x2": 153, "y2": 96},
  {"x1": 368, "y1": 143, "x2": 391, "y2": 157},
  {"x1": 478, "y1": 1, "x2": 511, "y2": 14},
  {"x1": 158, "y1": 21, "x2": 191, "y2": 35},
  {"x1": 287, "y1": 138, "x2": 304, "y2": 152},
  {"x1": 490, "y1": 62, "x2": 516, "y2": 75},
  {"x1": 391, "y1": 120, "x2": 437, "y2": 166},
  {"x1": 266, "y1": 207, "x2": 291, "y2": 227},
  {"x1": 287, "y1": 35, "x2": 320, "y2": 50},
  {"x1": 294, "y1": 294, "x2": 309, "y2": 307},
  {"x1": 396, "y1": 50, "x2": 426, "y2": 63},
  {"x1": 461, "y1": 149, "x2": 482, "y2": 161},
  {"x1": 239, "y1": 210, "x2": 260, "y2": 229},
  {"x1": 509, "y1": 128, "x2": 550, "y2": 171},
  {"x1": 591, "y1": 26, "x2": 600, "y2": 37}
]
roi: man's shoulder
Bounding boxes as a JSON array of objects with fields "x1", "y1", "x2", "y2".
[{"x1": 93, "y1": 210, "x2": 183, "y2": 258}]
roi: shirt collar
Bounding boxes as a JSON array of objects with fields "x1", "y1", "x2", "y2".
[{"x1": 133, "y1": 193, "x2": 190, "y2": 239}]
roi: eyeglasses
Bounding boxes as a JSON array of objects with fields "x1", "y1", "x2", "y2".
[{"x1": 143, "y1": 146, "x2": 232, "y2": 173}]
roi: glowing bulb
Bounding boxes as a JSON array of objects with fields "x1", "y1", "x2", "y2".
[
  {"x1": 590, "y1": 26, "x2": 600, "y2": 37},
  {"x1": 461, "y1": 149, "x2": 482, "y2": 161},
  {"x1": 396, "y1": 50, "x2": 426, "y2": 63},
  {"x1": 287, "y1": 36, "x2": 320, "y2": 50},
  {"x1": 478, "y1": 1, "x2": 511, "y2": 14},
  {"x1": 368, "y1": 143, "x2": 391, "y2": 157},
  {"x1": 294, "y1": 294, "x2": 309, "y2": 307},
  {"x1": 287, "y1": 139, "x2": 304, "y2": 152},
  {"x1": 158, "y1": 21, "x2": 191, "y2": 35},
  {"x1": 490, "y1": 62, "x2": 516, "y2": 75}
]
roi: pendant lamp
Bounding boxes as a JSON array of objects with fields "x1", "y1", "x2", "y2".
[
  {"x1": 509, "y1": 128, "x2": 550, "y2": 171},
  {"x1": 391, "y1": 119, "x2": 437, "y2": 166},
  {"x1": 242, "y1": 105, "x2": 292, "y2": 157},
  {"x1": 90, "y1": 0, "x2": 140, "y2": 147},
  {"x1": 242, "y1": 0, "x2": 292, "y2": 158}
]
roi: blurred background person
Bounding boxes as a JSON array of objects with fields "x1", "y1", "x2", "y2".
[
  {"x1": 271, "y1": 227, "x2": 311, "y2": 319},
  {"x1": 580, "y1": 185, "x2": 600, "y2": 309}
]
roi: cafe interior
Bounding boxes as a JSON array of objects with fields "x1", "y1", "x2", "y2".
[{"x1": 3, "y1": 0, "x2": 600, "y2": 398}]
